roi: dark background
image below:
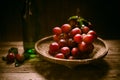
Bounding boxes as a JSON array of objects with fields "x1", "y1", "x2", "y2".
[{"x1": 0, "y1": 0, "x2": 119, "y2": 41}]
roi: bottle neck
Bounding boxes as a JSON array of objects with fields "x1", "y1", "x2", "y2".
[
  {"x1": 23, "y1": 0, "x2": 38, "y2": 17},
  {"x1": 22, "y1": 0, "x2": 32, "y2": 19}
]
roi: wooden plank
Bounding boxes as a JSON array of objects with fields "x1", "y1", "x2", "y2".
[{"x1": 0, "y1": 73, "x2": 46, "y2": 80}]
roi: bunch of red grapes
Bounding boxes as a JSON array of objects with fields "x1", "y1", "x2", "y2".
[{"x1": 48, "y1": 18, "x2": 97, "y2": 59}]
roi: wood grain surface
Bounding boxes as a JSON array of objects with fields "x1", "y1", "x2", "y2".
[{"x1": 0, "y1": 40, "x2": 120, "y2": 80}]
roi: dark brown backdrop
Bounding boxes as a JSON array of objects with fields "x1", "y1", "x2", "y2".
[{"x1": 0, "y1": 0, "x2": 119, "y2": 41}]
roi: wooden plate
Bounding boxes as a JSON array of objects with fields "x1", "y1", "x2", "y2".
[{"x1": 35, "y1": 35, "x2": 109, "y2": 68}]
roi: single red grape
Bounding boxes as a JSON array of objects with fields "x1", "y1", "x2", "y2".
[
  {"x1": 6, "y1": 53, "x2": 15, "y2": 63},
  {"x1": 87, "y1": 30, "x2": 97, "y2": 39},
  {"x1": 73, "y1": 34, "x2": 82, "y2": 43},
  {"x1": 61, "y1": 24, "x2": 71, "y2": 33},
  {"x1": 78, "y1": 41, "x2": 87, "y2": 52},
  {"x1": 81, "y1": 26, "x2": 90, "y2": 34},
  {"x1": 55, "y1": 53, "x2": 65, "y2": 59},
  {"x1": 49, "y1": 42, "x2": 59, "y2": 53},
  {"x1": 15, "y1": 53, "x2": 24, "y2": 63},
  {"x1": 58, "y1": 39, "x2": 67, "y2": 48},
  {"x1": 60, "y1": 47, "x2": 70, "y2": 56},
  {"x1": 83, "y1": 34, "x2": 95, "y2": 44},
  {"x1": 53, "y1": 27, "x2": 62, "y2": 35},
  {"x1": 70, "y1": 27, "x2": 82, "y2": 37},
  {"x1": 71, "y1": 47, "x2": 79, "y2": 57}
]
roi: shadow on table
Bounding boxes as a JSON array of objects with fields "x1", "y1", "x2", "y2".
[{"x1": 34, "y1": 59, "x2": 109, "y2": 80}]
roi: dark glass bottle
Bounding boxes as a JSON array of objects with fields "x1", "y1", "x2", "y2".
[{"x1": 21, "y1": 0, "x2": 40, "y2": 58}]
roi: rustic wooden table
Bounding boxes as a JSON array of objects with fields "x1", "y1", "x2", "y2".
[{"x1": 0, "y1": 39, "x2": 120, "y2": 80}]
